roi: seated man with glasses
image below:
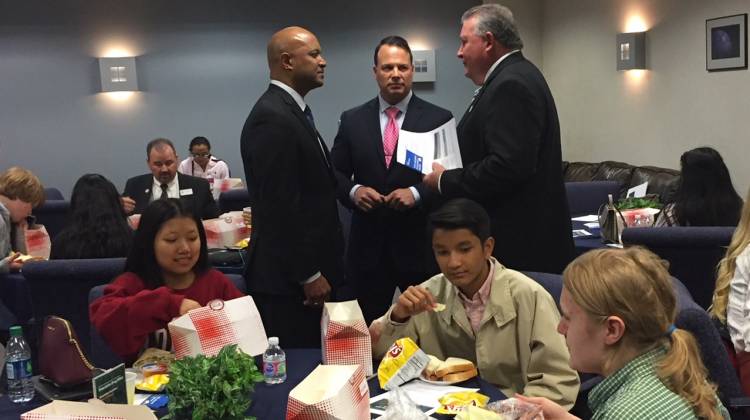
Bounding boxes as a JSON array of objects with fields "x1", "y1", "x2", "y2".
[{"x1": 178, "y1": 136, "x2": 231, "y2": 181}]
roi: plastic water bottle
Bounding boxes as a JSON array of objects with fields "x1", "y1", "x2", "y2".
[
  {"x1": 6, "y1": 325, "x2": 34, "y2": 403},
  {"x1": 262, "y1": 337, "x2": 287, "y2": 384}
]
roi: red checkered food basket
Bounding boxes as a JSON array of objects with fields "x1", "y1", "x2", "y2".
[
  {"x1": 21, "y1": 400, "x2": 155, "y2": 419},
  {"x1": 169, "y1": 296, "x2": 268, "y2": 359},
  {"x1": 287, "y1": 364, "x2": 369, "y2": 420},
  {"x1": 321, "y1": 300, "x2": 373, "y2": 376}
]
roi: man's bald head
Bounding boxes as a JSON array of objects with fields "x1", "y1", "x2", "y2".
[{"x1": 267, "y1": 26, "x2": 327, "y2": 97}]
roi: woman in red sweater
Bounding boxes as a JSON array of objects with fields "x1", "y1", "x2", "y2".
[{"x1": 90, "y1": 198, "x2": 244, "y2": 362}]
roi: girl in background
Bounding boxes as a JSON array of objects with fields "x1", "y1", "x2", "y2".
[
  {"x1": 656, "y1": 147, "x2": 742, "y2": 227},
  {"x1": 90, "y1": 198, "x2": 243, "y2": 362},
  {"x1": 51, "y1": 174, "x2": 133, "y2": 259}
]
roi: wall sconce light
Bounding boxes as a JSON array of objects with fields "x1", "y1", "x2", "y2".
[
  {"x1": 616, "y1": 32, "x2": 646, "y2": 70},
  {"x1": 412, "y1": 50, "x2": 436, "y2": 82},
  {"x1": 98, "y1": 57, "x2": 138, "y2": 92}
]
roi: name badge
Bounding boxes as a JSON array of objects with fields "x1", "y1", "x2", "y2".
[{"x1": 179, "y1": 188, "x2": 194, "y2": 196}]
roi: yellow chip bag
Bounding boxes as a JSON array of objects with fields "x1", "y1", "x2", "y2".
[
  {"x1": 377, "y1": 337, "x2": 430, "y2": 390},
  {"x1": 135, "y1": 373, "x2": 170, "y2": 392},
  {"x1": 436, "y1": 391, "x2": 490, "y2": 415}
]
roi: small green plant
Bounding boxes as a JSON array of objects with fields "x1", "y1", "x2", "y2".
[
  {"x1": 616, "y1": 196, "x2": 662, "y2": 210},
  {"x1": 164, "y1": 344, "x2": 264, "y2": 420}
]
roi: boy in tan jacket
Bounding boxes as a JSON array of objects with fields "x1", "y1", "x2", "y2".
[{"x1": 371, "y1": 198, "x2": 579, "y2": 409}]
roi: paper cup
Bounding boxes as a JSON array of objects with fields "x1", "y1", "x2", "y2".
[
  {"x1": 125, "y1": 371, "x2": 137, "y2": 404},
  {"x1": 242, "y1": 206, "x2": 252, "y2": 228}
]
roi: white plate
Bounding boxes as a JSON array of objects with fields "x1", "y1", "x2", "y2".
[{"x1": 418, "y1": 375, "x2": 465, "y2": 386}]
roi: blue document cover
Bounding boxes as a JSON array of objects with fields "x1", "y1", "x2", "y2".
[{"x1": 404, "y1": 150, "x2": 423, "y2": 173}]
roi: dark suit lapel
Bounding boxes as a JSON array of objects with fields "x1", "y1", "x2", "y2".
[
  {"x1": 366, "y1": 99, "x2": 387, "y2": 170},
  {"x1": 401, "y1": 95, "x2": 424, "y2": 132},
  {"x1": 137, "y1": 176, "x2": 152, "y2": 213},
  {"x1": 269, "y1": 85, "x2": 336, "y2": 182},
  {"x1": 458, "y1": 52, "x2": 524, "y2": 132}
]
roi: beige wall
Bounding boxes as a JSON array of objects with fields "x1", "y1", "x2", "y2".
[
  {"x1": 485, "y1": 0, "x2": 545, "y2": 66},
  {"x1": 541, "y1": 0, "x2": 750, "y2": 196}
]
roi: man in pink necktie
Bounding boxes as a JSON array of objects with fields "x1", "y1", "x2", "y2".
[{"x1": 330, "y1": 36, "x2": 453, "y2": 323}]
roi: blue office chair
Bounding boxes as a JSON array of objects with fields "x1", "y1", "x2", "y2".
[
  {"x1": 622, "y1": 226, "x2": 735, "y2": 309},
  {"x1": 23, "y1": 258, "x2": 126, "y2": 356},
  {"x1": 31, "y1": 200, "x2": 70, "y2": 240},
  {"x1": 565, "y1": 181, "x2": 621, "y2": 217},
  {"x1": 43, "y1": 187, "x2": 64, "y2": 201},
  {"x1": 217, "y1": 189, "x2": 251, "y2": 213}
]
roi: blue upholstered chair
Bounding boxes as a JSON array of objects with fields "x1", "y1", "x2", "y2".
[
  {"x1": 43, "y1": 187, "x2": 64, "y2": 201},
  {"x1": 88, "y1": 273, "x2": 248, "y2": 368},
  {"x1": 622, "y1": 226, "x2": 735, "y2": 309},
  {"x1": 31, "y1": 199, "x2": 70, "y2": 240},
  {"x1": 565, "y1": 181, "x2": 620, "y2": 217},
  {"x1": 22, "y1": 258, "x2": 126, "y2": 356},
  {"x1": 217, "y1": 189, "x2": 251, "y2": 213},
  {"x1": 522, "y1": 271, "x2": 562, "y2": 311}
]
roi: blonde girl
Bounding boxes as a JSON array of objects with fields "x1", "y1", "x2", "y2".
[
  {"x1": 711, "y1": 188, "x2": 750, "y2": 394},
  {"x1": 519, "y1": 247, "x2": 727, "y2": 419}
]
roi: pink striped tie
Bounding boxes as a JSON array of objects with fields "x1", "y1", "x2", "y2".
[{"x1": 383, "y1": 106, "x2": 400, "y2": 167}]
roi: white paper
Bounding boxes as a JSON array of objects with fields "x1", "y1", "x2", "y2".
[
  {"x1": 572, "y1": 229, "x2": 592, "y2": 238},
  {"x1": 584, "y1": 222, "x2": 600, "y2": 229},
  {"x1": 626, "y1": 181, "x2": 648, "y2": 198},
  {"x1": 396, "y1": 118, "x2": 462, "y2": 175},
  {"x1": 571, "y1": 214, "x2": 599, "y2": 222}
]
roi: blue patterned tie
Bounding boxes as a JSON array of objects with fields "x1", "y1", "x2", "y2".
[{"x1": 304, "y1": 106, "x2": 316, "y2": 130}]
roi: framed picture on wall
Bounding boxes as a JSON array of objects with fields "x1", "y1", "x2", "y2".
[{"x1": 706, "y1": 13, "x2": 747, "y2": 71}]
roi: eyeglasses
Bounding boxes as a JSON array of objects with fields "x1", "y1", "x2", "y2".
[{"x1": 191, "y1": 153, "x2": 211, "y2": 158}]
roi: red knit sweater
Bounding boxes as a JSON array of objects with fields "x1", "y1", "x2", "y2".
[{"x1": 90, "y1": 268, "x2": 244, "y2": 362}]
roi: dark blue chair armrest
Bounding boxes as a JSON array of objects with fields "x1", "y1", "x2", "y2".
[
  {"x1": 217, "y1": 189, "x2": 251, "y2": 213},
  {"x1": 44, "y1": 188, "x2": 64, "y2": 201}
]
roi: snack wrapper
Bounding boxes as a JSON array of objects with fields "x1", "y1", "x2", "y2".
[
  {"x1": 483, "y1": 398, "x2": 545, "y2": 420},
  {"x1": 377, "y1": 337, "x2": 430, "y2": 390},
  {"x1": 455, "y1": 406, "x2": 505, "y2": 420},
  {"x1": 436, "y1": 391, "x2": 489, "y2": 415},
  {"x1": 135, "y1": 374, "x2": 169, "y2": 392}
]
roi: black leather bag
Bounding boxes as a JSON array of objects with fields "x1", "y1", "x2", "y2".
[{"x1": 207, "y1": 248, "x2": 245, "y2": 267}]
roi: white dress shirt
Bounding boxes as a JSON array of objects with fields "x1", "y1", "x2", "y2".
[
  {"x1": 727, "y1": 244, "x2": 750, "y2": 352},
  {"x1": 349, "y1": 91, "x2": 421, "y2": 204},
  {"x1": 151, "y1": 176, "x2": 179, "y2": 203}
]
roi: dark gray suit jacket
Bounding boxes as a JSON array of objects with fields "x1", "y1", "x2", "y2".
[
  {"x1": 240, "y1": 84, "x2": 344, "y2": 297},
  {"x1": 122, "y1": 173, "x2": 219, "y2": 220},
  {"x1": 330, "y1": 94, "x2": 452, "y2": 274},
  {"x1": 440, "y1": 52, "x2": 574, "y2": 273}
]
